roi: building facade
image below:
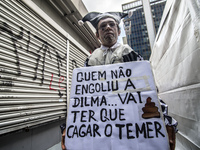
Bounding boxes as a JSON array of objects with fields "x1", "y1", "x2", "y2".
[
  {"x1": 0, "y1": 0, "x2": 100, "y2": 150},
  {"x1": 122, "y1": 0, "x2": 166, "y2": 60}
]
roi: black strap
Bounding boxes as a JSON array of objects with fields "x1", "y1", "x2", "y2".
[
  {"x1": 123, "y1": 51, "x2": 141, "y2": 62},
  {"x1": 84, "y1": 58, "x2": 91, "y2": 67}
]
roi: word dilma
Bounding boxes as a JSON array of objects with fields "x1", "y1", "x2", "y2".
[{"x1": 67, "y1": 121, "x2": 165, "y2": 139}]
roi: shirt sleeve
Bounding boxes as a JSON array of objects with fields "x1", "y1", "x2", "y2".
[
  {"x1": 122, "y1": 46, "x2": 143, "y2": 62},
  {"x1": 159, "y1": 98, "x2": 178, "y2": 132}
]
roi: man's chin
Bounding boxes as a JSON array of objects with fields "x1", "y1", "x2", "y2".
[
  {"x1": 103, "y1": 39, "x2": 116, "y2": 47},
  {"x1": 104, "y1": 35, "x2": 114, "y2": 40}
]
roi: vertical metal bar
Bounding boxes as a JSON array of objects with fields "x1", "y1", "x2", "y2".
[
  {"x1": 142, "y1": 0, "x2": 156, "y2": 50},
  {"x1": 66, "y1": 39, "x2": 70, "y2": 112}
]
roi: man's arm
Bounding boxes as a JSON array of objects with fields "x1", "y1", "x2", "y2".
[
  {"x1": 60, "y1": 123, "x2": 66, "y2": 150},
  {"x1": 61, "y1": 128, "x2": 66, "y2": 150},
  {"x1": 160, "y1": 99, "x2": 178, "y2": 150}
]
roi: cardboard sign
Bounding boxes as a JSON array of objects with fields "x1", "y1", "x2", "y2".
[{"x1": 65, "y1": 61, "x2": 169, "y2": 150}]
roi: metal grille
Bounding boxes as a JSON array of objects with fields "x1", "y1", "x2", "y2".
[
  {"x1": 0, "y1": 0, "x2": 89, "y2": 135},
  {"x1": 68, "y1": 43, "x2": 88, "y2": 94}
]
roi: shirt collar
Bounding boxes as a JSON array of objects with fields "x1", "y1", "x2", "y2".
[
  {"x1": 101, "y1": 42, "x2": 121, "y2": 50},
  {"x1": 101, "y1": 42, "x2": 121, "y2": 56}
]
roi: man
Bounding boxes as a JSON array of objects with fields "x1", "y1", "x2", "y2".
[{"x1": 61, "y1": 11, "x2": 177, "y2": 150}]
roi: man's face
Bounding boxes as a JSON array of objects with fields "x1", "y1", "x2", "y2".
[{"x1": 96, "y1": 18, "x2": 121, "y2": 47}]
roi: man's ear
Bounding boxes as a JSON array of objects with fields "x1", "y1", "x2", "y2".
[
  {"x1": 118, "y1": 29, "x2": 121, "y2": 36},
  {"x1": 96, "y1": 32, "x2": 99, "y2": 38}
]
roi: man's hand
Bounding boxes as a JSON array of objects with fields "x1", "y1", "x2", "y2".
[
  {"x1": 166, "y1": 125, "x2": 176, "y2": 150},
  {"x1": 61, "y1": 129, "x2": 66, "y2": 150}
]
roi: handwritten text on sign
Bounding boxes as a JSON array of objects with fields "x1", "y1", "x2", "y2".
[{"x1": 66, "y1": 61, "x2": 169, "y2": 150}]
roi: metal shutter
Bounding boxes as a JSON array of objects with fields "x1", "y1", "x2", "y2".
[
  {"x1": 68, "y1": 43, "x2": 88, "y2": 93},
  {"x1": 0, "y1": 0, "x2": 89, "y2": 135}
]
